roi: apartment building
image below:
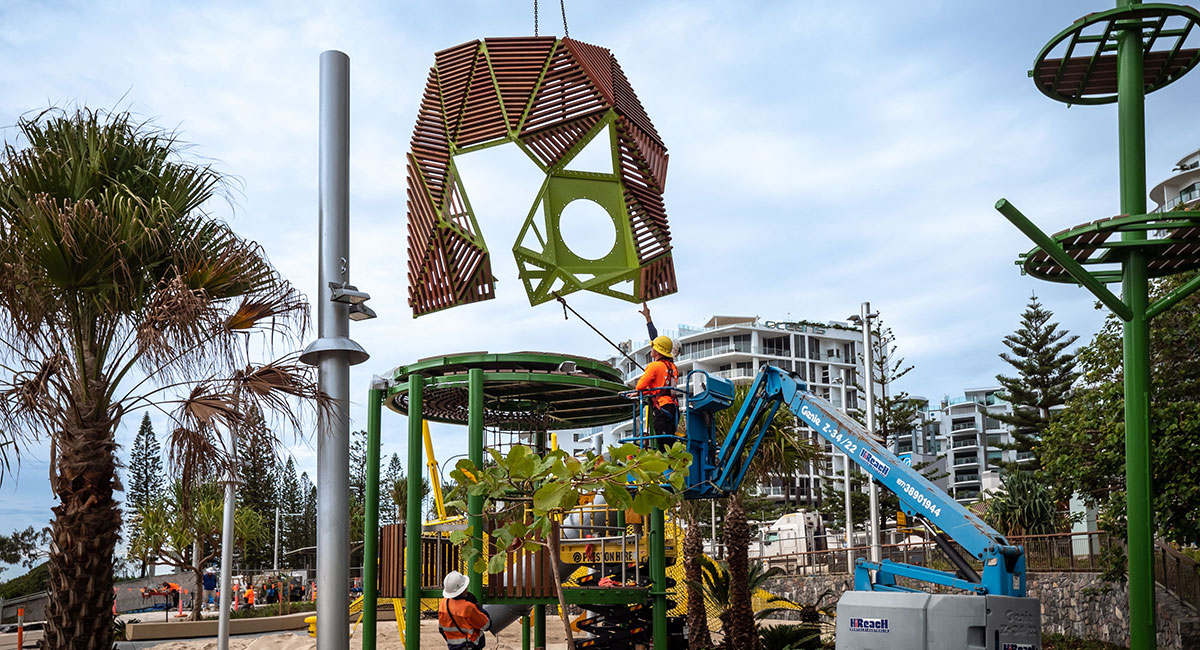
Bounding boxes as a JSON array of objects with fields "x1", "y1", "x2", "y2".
[
  {"x1": 938, "y1": 387, "x2": 1022, "y2": 503},
  {"x1": 1150, "y1": 147, "x2": 1200, "y2": 212}
]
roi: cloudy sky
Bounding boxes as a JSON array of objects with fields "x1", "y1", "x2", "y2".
[{"x1": 1, "y1": 0, "x2": 1198, "y2": 552}]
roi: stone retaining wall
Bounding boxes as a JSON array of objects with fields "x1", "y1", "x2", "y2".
[{"x1": 763, "y1": 571, "x2": 1200, "y2": 649}]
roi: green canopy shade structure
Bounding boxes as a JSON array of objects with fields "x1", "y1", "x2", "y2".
[
  {"x1": 405, "y1": 37, "x2": 678, "y2": 317},
  {"x1": 998, "y1": 3, "x2": 1200, "y2": 648}
]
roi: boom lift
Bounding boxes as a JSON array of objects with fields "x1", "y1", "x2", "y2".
[{"x1": 633, "y1": 365, "x2": 1042, "y2": 649}]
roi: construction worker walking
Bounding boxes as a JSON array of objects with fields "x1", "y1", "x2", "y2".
[{"x1": 438, "y1": 571, "x2": 491, "y2": 650}]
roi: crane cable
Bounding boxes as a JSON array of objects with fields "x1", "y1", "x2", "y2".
[
  {"x1": 553, "y1": 292, "x2": 644, "y2": 372},
  {"x1": 533, "y1": 0, "x2": 569, "y2": 38}
]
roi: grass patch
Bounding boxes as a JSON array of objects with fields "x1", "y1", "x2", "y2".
[{"x1": 229, "y1": 601, "x2": 317, "y2": 620}]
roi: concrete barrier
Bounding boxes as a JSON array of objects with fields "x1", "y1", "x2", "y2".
[{"x1": 125, "y1": 611, "x2": 312, "y2": 640}]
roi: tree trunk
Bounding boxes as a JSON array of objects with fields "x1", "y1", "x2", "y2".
[
  {"x1": 547, "y1": 525, "x2": 576, "y2": 648},
  {"x1": 192, "y1": 567, "x2": 205, "y2": 621},
  {"x1": 683, "y1": 507, "x2": 713, "y2": 649},
  {"x1": 723, "y1": 494, "x2": 758, "y2": 650},
  {"x1": 45, "y1": 412, "x2": 120, "y2": 650}
]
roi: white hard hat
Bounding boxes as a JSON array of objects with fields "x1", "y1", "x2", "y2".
[{"x1": 442, "y1": 571, "x2": 469, "y2": 599}]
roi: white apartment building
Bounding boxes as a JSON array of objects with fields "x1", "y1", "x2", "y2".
[
  {"x1": 611, "y1": 315, "x2": 870, "y2": 509},
  {"x1": 1151, "y1": 147, "x2": 1200, "y2": 212},
  {"x1": 938, "y1": 387, "x2": 1022, "y2": 503}
]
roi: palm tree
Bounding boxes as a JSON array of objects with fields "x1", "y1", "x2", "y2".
[
  {"x1": 0, "y1": 108, "x2": 320, "y2": 649},
  {"x1": 685, "y1": 555, "x2": 800, "y2": 635},
  {"x1": 713, "y1": 384, "x2": 821, "y2": 650},
  {"x1": 681, "y1": 500, "x2": 714, "y2": 649}
]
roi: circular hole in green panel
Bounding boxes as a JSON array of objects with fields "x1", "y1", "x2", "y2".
[{"x1": 559, "y1": 198, "x2": 617, "y2": 261}]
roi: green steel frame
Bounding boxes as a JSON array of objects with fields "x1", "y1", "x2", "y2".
[
  {"x1": 999, "y1": 3, "x2": 1200, "y2": 649},
  {"x1": 361, "y1": 352, "x2": 675, "y2": 650}
]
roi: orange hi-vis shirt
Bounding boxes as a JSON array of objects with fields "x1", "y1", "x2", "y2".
[
  {"x1": 636, "y1": 359, "x2": 678, "y2": 408},
  {"x1": 439, "y1": 598, "x2": 491, "y2": 649}
]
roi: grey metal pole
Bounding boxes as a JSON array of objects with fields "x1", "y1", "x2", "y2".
[
  {"x1": 300, "y1": 50, "x2": 369, "y2": 650},
  {"x1": 861, "y1": 302, "x2": 882, "y2": 564},
  {"x1": 842, "y1": 454, "x2": 854, "y2": 569},
  {"x1": 274, "y1": 507, "x2": 281, "y2": 574},
  {"x1": 217, "y1": 429, "x2": 238, "y2": 649}
]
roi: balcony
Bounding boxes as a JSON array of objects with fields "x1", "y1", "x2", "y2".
[
  {"x1": 952, "y1": 438, "x2": 977, "y2": 449},
  {"x1": 957, "y1": 490, "x2": 981, "y2": 501},
  {"x1": 951, "y1": 420, "x2": 977, "y2": 432},
  {"x1": 1155, "y1": 184, "x2": 1200, "y2": 212},
  {"x1": 952, "y1": 457, "x2": 976, "y2": 467},
  {"x1": 713, "y1": 368, "x2": 755, "y2": 380},
  {"x1": 955, "y1": 473, "x2": 980, "y2": 483},
  {"x1": 986, "y1": 435, "x2": 1004, "y2": 449}
]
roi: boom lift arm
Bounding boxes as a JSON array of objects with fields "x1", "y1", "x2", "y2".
[{"x1": 681, "y1": 365, "x2": 1026, "y2": 597}]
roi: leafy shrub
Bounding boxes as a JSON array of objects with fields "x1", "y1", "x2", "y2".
[{"x1": 759, "y1": 623, "x2": 821, "y2": 650}]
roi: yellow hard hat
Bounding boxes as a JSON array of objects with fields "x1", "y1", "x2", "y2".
[{"x1": 652, "y1": 336, "x2": 674, "y2": 358}]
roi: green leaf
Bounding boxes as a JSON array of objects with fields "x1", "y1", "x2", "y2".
[
  {"x1": 487, "y1": 552, "x2": 507, "y2": 574},
  {"x1": 533, "y1": 481, "x2": 569, "y2": 513}
]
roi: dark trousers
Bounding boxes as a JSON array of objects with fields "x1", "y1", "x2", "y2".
[{"x1": 652, "y1": 402, "x2": 678, "y2": 450}]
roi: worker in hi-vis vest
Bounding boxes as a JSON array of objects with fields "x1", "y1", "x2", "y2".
[
  {"x1": 438, "y1": 571, "x2": 491, "y2": 650},
  {"x1": 637, "y1": 303, "x2": 679, "y2": 449}
]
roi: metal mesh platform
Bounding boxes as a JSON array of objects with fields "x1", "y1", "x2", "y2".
[
  {"x1": 1018, "y1": 210, "x2": 1200, "y2": 282},
  {"x1": 1031, "y1": 3, "x2": 1200, "y2": 105},
  {"x1": 386, "y1": 351, "x2": 632, "y2": 430}
]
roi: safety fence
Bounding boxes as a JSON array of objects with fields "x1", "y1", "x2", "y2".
[
  {"x1": 747, "y1": 530, "x2": 1198, "y2": 611},
  {"x1": 751, "y1": 530, "x2": 1117, "y2": 575}
]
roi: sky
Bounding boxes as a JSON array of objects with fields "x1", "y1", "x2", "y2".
[{"x1": 1, "y1": 0, "x2": 1198, "y2": 559}]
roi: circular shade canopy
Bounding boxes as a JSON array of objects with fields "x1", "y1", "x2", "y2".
[
  {"x1": 1031, "y1": 4, "x2": 1200, "y2": 105},
  {"x1": 1019, "y1": 211, "x2": 1200, "y2": 283},
  {"x1": 387, "y1": 351, "x2": 633, "y2": 431}
]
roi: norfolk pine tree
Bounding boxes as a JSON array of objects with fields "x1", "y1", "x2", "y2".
[
  {"x1": 993, "y1": 294, "x2": 1079, "y2": 473},
  {"x1": 126, "y1": 413, "x2": 165, "y2": 577}
]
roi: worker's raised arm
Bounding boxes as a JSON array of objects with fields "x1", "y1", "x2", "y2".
[{"x1": 640, "y1": 302, "x2": 657, "y2": 339}]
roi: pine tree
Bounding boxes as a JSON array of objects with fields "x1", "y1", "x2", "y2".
[
  {"x1": 301, "y1": 472, "x2": 318, "y2": 550},
  {"x1": 278, "y1": 457, "x2": 304, "y2": 563},
  {"x1": 126, "y1": 413, "x2": 164, "y2": 577},
  {"x1": 849, "y1": 320, "x2": 921, "y2": 536},
  {"x1": 236, "y1": 407, "x2": 279, "y2": 570},
  {"x1": 383, "y1": 453, "x2": 403, "y2": 525},
  {"x1": 994, "y1": 294, "x2": 1079, "y2": 472}
]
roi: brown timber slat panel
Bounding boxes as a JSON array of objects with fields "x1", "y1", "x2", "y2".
[
  {"x1": 457, "y1": 47, "x2": 509, "y2": 147},
  {"x1": 520, "y1": 110, "x2": 606, "y2": 169},
  {"x1": 522, "y1": 43, "x2": 610, "y2": 135},
  {"x1": 436, "y1": 42, "x2": 481, "y2": 144},
  {"x1": 407, "y1": 36, "x2": 677, "y2": 315},
  {"x1": 379, "y1": 524, "x2": 403, "y2": 599},
  {"x1": 483, "y1": 37, "x2": 557, "y2": 131},
  {"x1": 1036, "y1": 49, "x2": 1199, "y2": 98}
]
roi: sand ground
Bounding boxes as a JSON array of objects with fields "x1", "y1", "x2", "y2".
[{"x1": 144, "y1": 618, "x2": 572, "y2": 650}]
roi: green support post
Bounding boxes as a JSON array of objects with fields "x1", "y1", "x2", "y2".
[
  {"x1": 650, "y1": 507, "x2": 668, "y2": 650},
  {"x1": 363, "y1": 383, "x2": 384, "y2": 650},
  {"x1": 534, "y1": 605, "x2": 546, "y2": 650},
  {"x1": 522, "y1": 614, "x2": 531, "y2": 650},
  {"x1": 406, "y1": 375, "x2": 424, "y2": 650},
  {"x1": 468, "y1": 368, "x2": 484, "y2": 600},
  {"x1": 1116, "y1": 6, "x2": 1156, "y2": 647},
  {"x1": 534, "y1": 427, "x2": 547, "y2": 650}
]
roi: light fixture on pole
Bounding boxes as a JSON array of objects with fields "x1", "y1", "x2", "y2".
[{"x1": 848, "y1": 304, "x2": 881, "y2": 565}]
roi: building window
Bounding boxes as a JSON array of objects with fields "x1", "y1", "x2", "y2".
[
  {"x1": 1179, "y1": 181, "x2": 1200, "y2": 206},
  {"x1": 763, "y1": 335, "x2": 789, "y2": 356},
  {"x1": 951, "y1": 418, "x2": 976, "y2": 432},
  {"x1": 733, "y1": 334, "x2": 751, "y2": 352},
  {"x1": 808, "y1": 337, "x2": 821, "y2": 360}
]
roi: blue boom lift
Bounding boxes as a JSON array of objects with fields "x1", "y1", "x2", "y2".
[{"x1": 631, "y1": 365, "x2": 1042, "y2": 649}]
